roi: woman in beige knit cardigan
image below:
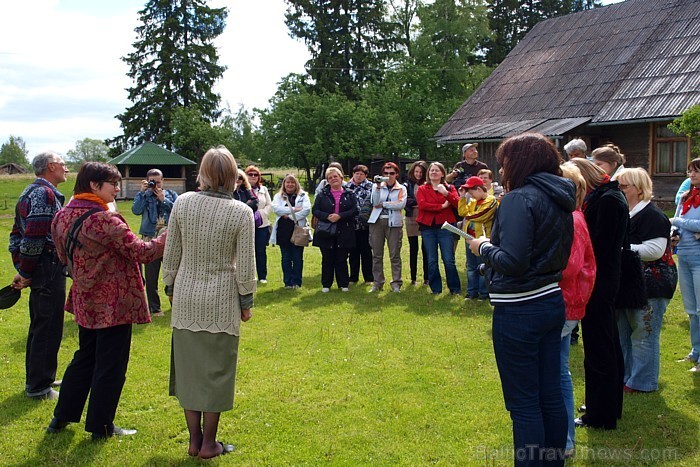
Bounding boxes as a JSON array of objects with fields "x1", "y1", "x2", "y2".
[{"x1": 162, "y1": 146, "x2": 256, "y2": 459}]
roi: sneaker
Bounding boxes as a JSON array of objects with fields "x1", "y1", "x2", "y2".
[
  {"x1": 369, "y1": 286, "x2": 382, "y2": 293},
  {"x1": 259, "y1": 279, "x2": 267, "y2": 284},
  {"x1": 284, "y1": 285, "x2": 293, "y2": 289},
  {"x1": 341, "y1": 287, "x2": 349, "y2": 292},
  {"x1": 690, "y1": 363, "x2": 700, "y2": 373},
  {"x1": 322, "y1": 288, "x2": 330, "y2": 293},
  {"x1": 391, "y1": 286, "x2": 401, "y2": 293},
  {"x1": 677, "y1": 355, "x2": 697, "y2": 363}
]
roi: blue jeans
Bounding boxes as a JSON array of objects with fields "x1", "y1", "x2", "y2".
[
  {"x1": 617, "y1": 297, "x2": 669, "y2": 391},
  {"x1": 279, "y1": 243, "x2": 304, "y2": 287},
  {"x1": 676, "y1": 254, "x2": 700, "y2": 362},
  {"x1": 255, "y1": 226, "x2": 270, "y2": 281},
  {"x1": 466, "y1": 243, "x2": 488, "y2": 298},
  {"x1": 560, "y1": 320, "x2": 578, "y2": 452},
  {"x1": 493, "y1": 293, "x2": 567, "y2": 466},
  {"x1": 421, "y1": 228, "x2": 461, "y2": 294}
]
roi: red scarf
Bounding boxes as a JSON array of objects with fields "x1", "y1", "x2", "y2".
[
  {"x1": 682, "y1": 186, "x2": 700, "y2": 215},
  {"x1": 73, "y1": 193, "x2": 109, "y2": 211}
]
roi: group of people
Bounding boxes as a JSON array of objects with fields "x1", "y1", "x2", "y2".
[
  {"x1": 7, "y1": 135, "x2": 699, "y2": 464},
  {"x1": 10, "y1": 148, "x2": 254, "y2": 459},
  {"x1": 261, "y1": 144, "x2": 504, "y2": 300}
]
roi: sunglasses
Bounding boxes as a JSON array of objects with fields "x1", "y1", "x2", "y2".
[
  {"x1": 246, "y1": 173, "x2": 258, "y2": 177},
  {"x1": 383, "y1": 171, "x2": 396, "y2": 176}
]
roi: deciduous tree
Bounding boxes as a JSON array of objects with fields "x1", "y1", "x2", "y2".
[
  {"x1": 65, "y1": 138, "x2": 110, "y2": 170},
  {"x1": 0, "y1": 136, "x2": 30, "y2": 169}
]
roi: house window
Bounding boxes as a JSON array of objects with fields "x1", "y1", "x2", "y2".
[{"x1": 653, "y1": 123, "x2": 689, "y2": 175}]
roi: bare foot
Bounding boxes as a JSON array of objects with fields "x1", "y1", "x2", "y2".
[
  {"x1": 188, "y1": 433, "x2": 202, "y2": 457},
  {"x1": 199, "y1": 441, "x2": 234, "y2": 459}
]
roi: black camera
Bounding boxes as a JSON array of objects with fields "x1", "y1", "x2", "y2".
[
  {"x1": 478, "y1": 263, "x2": 488, "y2": 277},
  {"x1": 148, "y1": 179, "x2": 156, "y2": 189}
]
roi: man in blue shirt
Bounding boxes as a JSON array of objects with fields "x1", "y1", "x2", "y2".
[{"x1": 131, "y1": 168, "x2": 177, "y2": 316}]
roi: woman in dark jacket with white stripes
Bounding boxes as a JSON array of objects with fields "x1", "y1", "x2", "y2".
[
  {"x1": 469, "y1": 133, "x2": 575, "y2": 466},
  {"x1": 312, "y1": 167, "x2": 358, "y2": 292}
]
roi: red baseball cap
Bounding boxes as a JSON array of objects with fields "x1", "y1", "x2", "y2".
[{"x1": 464, "y1": 176, "x2": 485, "y2": 189}]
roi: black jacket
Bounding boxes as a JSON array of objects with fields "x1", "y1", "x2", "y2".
[
  {"x1": 583, "y1": 181, "x2": 629, "y2": 306},
  {"x1": 480, "y1": 172, "x2": 575, "y2": 297},
  {"x1": 312, "y1": 186, "x2": 358, "y2": 249},
  {"x1": 403, "y1": 180, "x2": 421, "y2": 217}
]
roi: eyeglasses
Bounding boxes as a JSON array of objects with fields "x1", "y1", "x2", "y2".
[
  {"x1": 106, "y1": 181, "x2": 120, "y2": 188},
  {"x1": 246, "y1": 173, "x2": 258, "y2": 177},
  {"x1": 51, "y1": 161, "x2": 66, "y2": 167},
  {"x1": 618, "y1": 183, "x2": 630, "y2": 189},
  {"x1": 383, "y1": 171, "x2": 396, "y2": 176}
]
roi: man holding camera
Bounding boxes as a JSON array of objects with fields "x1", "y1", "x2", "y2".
[
  {"x1": 132, "y1": 168, "x2": 177, "y2": 316},
  {"x1": 445, "y1": 143, "x2": 488, "y2": 190}
]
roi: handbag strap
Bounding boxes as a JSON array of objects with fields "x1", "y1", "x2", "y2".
[{"x1": 286, "y1": 196, "x2": 300, "y2": 225}]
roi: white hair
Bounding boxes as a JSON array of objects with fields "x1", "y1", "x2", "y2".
[{"x1": 564, "y1": 139, "x2": 587, "y2": 155}]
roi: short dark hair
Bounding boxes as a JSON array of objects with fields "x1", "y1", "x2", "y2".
[
  {"x1": 74, "y1": 162, "x2": 121, "y2": 195},
  {"x1": 381, "y1": 162, "x2": 400, "y2": 174},
  {"x1": 352, "y1": 164, "x2": 369, "y2": 175},
  {"x1": 496, "y1": 133, "x2": 562, "y2": 191}
]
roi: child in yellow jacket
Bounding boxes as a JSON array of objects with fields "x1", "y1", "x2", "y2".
[{"x1": 458, "y1": 176, "x2": 498, "y2": 299}]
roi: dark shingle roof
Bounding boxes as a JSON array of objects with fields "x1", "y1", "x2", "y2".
[
  {"x1": 108, "y1": 142, "x2": 196, "y2": 166},
  {"x1": 435, "y1": 0, "x2": 700, "y2": 143}
]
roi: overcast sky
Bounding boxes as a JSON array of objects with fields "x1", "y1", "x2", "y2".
[{"x1": 0, "y1": 0, "x2": 624, "y2": 159}]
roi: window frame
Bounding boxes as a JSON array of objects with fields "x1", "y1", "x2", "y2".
[{"x1": 651, "y1": 122, "x2": 690, "y2": 176}]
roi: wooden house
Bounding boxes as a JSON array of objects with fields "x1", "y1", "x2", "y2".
[
  {"x1": 108, "y1": 142, "x2": 196, "y2": 199},
  {"x1": 434, "y1": 0, "x2": 700, "y2": 201}
]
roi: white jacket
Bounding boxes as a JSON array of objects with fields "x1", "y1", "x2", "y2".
[
  {"x1": 270, "y1": 191, "x2": 312, "y2": 245},
  {"x1": 368, "y1": 182, "x2": 407, "y2": 228}
]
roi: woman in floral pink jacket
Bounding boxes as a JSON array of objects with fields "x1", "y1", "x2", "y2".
[{"x1": 47, "y1": 162, "x2": 166, "y2": 440}]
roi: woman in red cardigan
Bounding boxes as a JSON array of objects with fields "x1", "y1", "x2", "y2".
[{"x1": 416, "y1": 162, "x2": 461, "y2": 294}]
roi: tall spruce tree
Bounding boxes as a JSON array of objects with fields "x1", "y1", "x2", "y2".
[
  {"x1": 116, "y1": 0, "x2": 227, "y2": 149},
  {"x1": 285, "y1": 0, "x2": 397, "y2": 99}
]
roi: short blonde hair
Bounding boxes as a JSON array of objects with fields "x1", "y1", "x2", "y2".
[
  {"x1": 566, "y1": 158, "x2": 606, "y2": 190},
  {"x1": 477, "y1": 168, "x2": 493, "y2": 180},
  {"x1": 197, "y1": 146, "x2": 238, "y2": 193},
  {"x1": 614, "y1": 167, "x2": 653, "y2": 202},
  {"x1": 278, "y1": 174, "x2": 302, "y2": 196},
  {"x1": 237, "y1": 168, "x2": 251, "y2": 191},
  {"x1": 560, "y1": 163, "x2": 587, "y2": 209},
  {"x1": 325, "y1": 166, "x2": 343, "y2": 180}
]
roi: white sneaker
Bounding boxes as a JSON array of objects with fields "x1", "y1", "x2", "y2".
[
  {"x1": 260, "y1": 279, "x2": 267, "y2": 284},
  {"x1": 368, "y1": 286, "x2": 382, "y2": 293},
  {"x1": 322, "y1": 288, "x2": 330, "y2": 293},
  {"x1": 391, "y1": 286, "x2": 401, "y2": 293},
  {"x1": 341, "y1": 287, "x2": 349, "y2": 292}
]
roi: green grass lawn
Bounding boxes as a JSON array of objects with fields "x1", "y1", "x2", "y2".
[{"x1": 0, "y1": 175, "x2": 698, "y2": 465}]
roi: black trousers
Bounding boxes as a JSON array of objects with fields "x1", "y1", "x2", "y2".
[
  {"x1": 320, "y1": 245, "x2": 350, "y2": 288},
  {"x1": 407, "y1": 236, "x2": 429, "y2": 283},
  {"x1": 54, "y1": 324, "x2": 132, "y2": 435},
  {"x1": 26, "y1": 252, "x2": 66, "y2": 396},
  {"x1": 144, "y1": 257, "x2": 162, "y2": 313},
  {"x1": 349, "y1": 228, "x2": 373, "y2": 283},
  {"x1": 581, "y1": 297, "x2": 624, "y2": 429}
]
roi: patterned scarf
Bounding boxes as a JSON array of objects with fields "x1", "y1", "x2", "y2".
[
  {"x1": 682, "y1": 186, "x2": 700, "y2": 215},
  {"x1": 73, "y1": 193, "x2": 109, "y2": 211}
]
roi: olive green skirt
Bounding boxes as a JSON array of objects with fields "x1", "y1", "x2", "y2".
[{"x1": 169, "y1": 328, "x2": 240, "y2": 412}]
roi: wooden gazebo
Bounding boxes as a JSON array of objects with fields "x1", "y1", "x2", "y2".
[{"x1": 108, "y1": 142, "x2": 196, "y2": 199}]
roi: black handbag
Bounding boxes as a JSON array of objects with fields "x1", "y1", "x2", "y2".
[
  {"x1": 315, "y1": 219, "x2": 338, "y2": 238},
  {"x1": 615, "y1": 230, "x2": 648, "y2": 309}
]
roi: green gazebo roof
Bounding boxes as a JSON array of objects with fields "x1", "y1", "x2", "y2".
[{"x1": 108, "y1": 142, "x2": 196, "y2": 166}]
